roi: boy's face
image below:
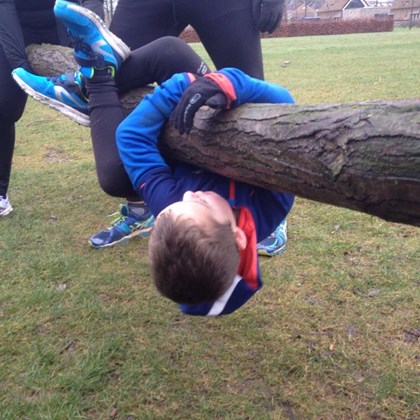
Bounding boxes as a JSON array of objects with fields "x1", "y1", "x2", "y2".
[
  {"x1": 160, "y1": 191, "x2": 236, "y2": 228},
  {"x1": 158, "y1": 191, "x2": 247, "y2": 250}
]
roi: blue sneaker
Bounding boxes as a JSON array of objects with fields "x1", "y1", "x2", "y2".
[
  {"x1": 89, "y1": 204, "x2": 155, "y2": 249},
  {"x1": 257, "y1": 219, "x2": 288, "y2": 257},
  {"x1": 54, "y1": 0, "x2": 130, "y2": 74},
  {"x1": 12, "y1": 68, "x2": 90, "y2": 126}
]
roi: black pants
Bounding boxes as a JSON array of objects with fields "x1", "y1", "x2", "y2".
[
  {"x1": 0, "y1": 26, "x2": 60, "y2": 197},
  {"x1": 88, "y1": 37, "x2": 209, "y2": 201},
  {"x1": 0, "y1": 0, "x2": 103, "y2": 197},
  {"x1": 110, "y1": 0, "x2": 263, "y2": 80}
]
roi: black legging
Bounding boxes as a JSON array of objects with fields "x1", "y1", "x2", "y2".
[
  {"x1": 88, "y1": 36, "x2": 209, "y2": 201},
  {"x1": 0, "y1": 0, "x2": 103, "y2": 198},
  {"x1": 0, "y1": 27, "x2": 58, "y2": 197},
  {"x1": 110, "y1": 0, "x2": 264, "y2": 80},
  {"x1": 0, "y1": 73, "x2": 25, "y2": 196}
]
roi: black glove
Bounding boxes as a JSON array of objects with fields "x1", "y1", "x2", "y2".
[
  {"x1": 252, "y1": 0, "x2": 284, "y2": 34},
  {"x1": 171, "y1": 77, "x2": 228, "y2": 134}
]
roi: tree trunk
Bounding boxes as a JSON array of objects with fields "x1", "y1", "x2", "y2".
[{"x1": 27, "y1": 44, "x2": 420, "y2": 227}]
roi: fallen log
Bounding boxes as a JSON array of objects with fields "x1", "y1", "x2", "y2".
[{"x1": 27, "y1": 44, "x2": 420, "y2": 226}]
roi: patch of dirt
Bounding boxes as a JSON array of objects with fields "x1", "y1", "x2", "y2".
[{"x1": 43, "y1": 147, "x2": 72, "y2": 163}]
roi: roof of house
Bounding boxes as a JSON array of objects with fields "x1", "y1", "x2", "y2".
[
  {"x1": 318, "y1": 0, "x2": 369, "y2": 12},
  {"x1": 291, "y1": 4, "x2": 318, "y2": 16}
]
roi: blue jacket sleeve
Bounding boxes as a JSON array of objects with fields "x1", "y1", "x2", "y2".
[{"x1": 218, "y1": 67, "x2": 295, "y2": 105}]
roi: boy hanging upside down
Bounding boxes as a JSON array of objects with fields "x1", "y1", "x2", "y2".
[{"x1": 118, "y1": 70, "x2": 295, "y2": 315}]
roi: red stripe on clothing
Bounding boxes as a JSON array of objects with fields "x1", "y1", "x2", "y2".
[
  {"x1": 204, "y1": 73, "x2": 237, "y2": 109},
  {"x1": 229, "y1": 179, "x2": 235, "y2": 203},
  {"x1": 237, "y1": 207, "x2": 259, "y2": 289},
  {"x1": 187, "y1": 73, "x2": 197, "y2": 83}
]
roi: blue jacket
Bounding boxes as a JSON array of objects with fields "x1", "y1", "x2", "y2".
[{"x1": 117, "y1": 68, "x2": 295, "y2": 316}]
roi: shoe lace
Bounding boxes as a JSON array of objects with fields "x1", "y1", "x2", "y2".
[
  {"x1": 109, "y1": 210, "x2": 127, "y2": 227},
  {"x1": 47, "y1": 72, "x2": 88, "y2": 101},
  {"x1": 73, "y1": 39, "x2": 108, "y2": 69},
  {"x1": 48, "y1": 72, "x2": 76, "y2": 86},
  {"x1": 274, "y1": 220, "x2": 287, "y2": 237},
  {"x1": 74, "y1": 39, "x2": 94, "y2": 57}
]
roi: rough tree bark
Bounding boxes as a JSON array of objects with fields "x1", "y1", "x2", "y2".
[{"x1": 27, "y1": 44, "x2": 420, "y2": 227}]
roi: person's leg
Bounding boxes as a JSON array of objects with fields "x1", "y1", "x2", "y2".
[
  {"x1": 0, "y1": 45, "x2": 27, "y2": 216},
  {"x1": 180, "y1": 0, "x2": 264, "y2": 79},
  {"x1": 90, "y1": 36, "x2": 209, "y2": 194},
  {"x1": 85, "y1": 71, "x2": 155, "y2": 247},
  {"x1": 90, "y1": 37, "x2": 209, "y2": 198},
  {"x1": 110, "y1": 0, "x2": 183, "y2": 50},
  {"x1": 116, "y1": 36, "x2": 210, "y2": 93}
]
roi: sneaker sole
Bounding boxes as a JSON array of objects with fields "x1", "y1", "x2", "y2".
[
  {"x1": 257, "y1": 244, "x2": 286, "y2": 257},
  {"x1": 12, "y1": 73, "x2": 90, "y2": 127},
  {"x1": 0, "y1": 205, "x2": 13, "y2": 217},
  {"x1": 60, "y1": 2, "x2": 131, "y2": 64},
  {"x1": 89, "y1": 226, "x2": 153, "y2": 249}
]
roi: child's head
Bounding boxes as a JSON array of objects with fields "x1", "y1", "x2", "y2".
[{"x1": 148, "y1": 191, "x2": 247, "y2": 305}]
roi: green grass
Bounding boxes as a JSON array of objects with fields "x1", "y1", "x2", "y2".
[{"x1": 1, "y1": 29, "x2": 419, "y2": 419}]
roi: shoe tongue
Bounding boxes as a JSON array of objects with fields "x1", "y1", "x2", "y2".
[
  {"x1": 120, "y1": 205, "x2": 130, "y2": 217},
  {"x1": 128, "y1": 205, "x2": 146, "y2": 217}
]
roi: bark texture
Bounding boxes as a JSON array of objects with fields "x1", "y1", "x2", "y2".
[{"x1": 27, "y1": 44, "x2": 420, "y2": 226}]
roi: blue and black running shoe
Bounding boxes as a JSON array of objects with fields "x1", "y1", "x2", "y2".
[
  {"x1": 54, "y1": 0, "x2": 130, "y2": 75},
  {"x1": 12, "y1": 68, "x2": 89, "y2": 126},
  {"x1": 89, "y1": 204, "x2": 155, "y2": 249},
  {"x1": 257, "y1": 219, "x2": 288, "y2": 257}
]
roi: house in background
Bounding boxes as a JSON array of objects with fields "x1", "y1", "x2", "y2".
[
  {"x1": 317, "y1": 0, "x2": 368, "y2": 19},
  {"x1": 317, "y1": 0, "x2": 391, "y2": 19},
  {"x1": 391, "y1": 0, "x2": 420, "y2": 26}
]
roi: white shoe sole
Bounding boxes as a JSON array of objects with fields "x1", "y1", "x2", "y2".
[
  {"x1": 0, "y1": 205, "x2": 13, "y2": 217},
  {"x1": 89, "y1": 226, "x2": 153, "y2": 249},
  {"x1": 12, "y1": 73, "x2": 90, "y2": 127}
]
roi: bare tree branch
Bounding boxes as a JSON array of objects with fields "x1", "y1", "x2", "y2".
[{"x1": 27, "y1": 43, "x2": 420, "y2": 226}]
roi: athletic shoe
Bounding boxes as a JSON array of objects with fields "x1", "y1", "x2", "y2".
[
  {"x1": 54, "y1": 0, "x2": 130, "y2": 74},
  {"x1": 89, "y1": 204, "x2": 155, "y2": 249},
  {"x1": 12, "y1": 68, "x2": 90, "y2": 127},
  {"x1": 0, "y1": 195, "x2": 13, "y2": 217},
  {"x1": 257, "y1": 219, "x2": 288, "y2": 257}
]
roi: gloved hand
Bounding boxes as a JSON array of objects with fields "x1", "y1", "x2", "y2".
[
  {"x1": 171, "y1": 76, "x2": 229, "y2": 134},
  {"x1": 252, "y1": 0, "x2": 285, "y2": 34}
]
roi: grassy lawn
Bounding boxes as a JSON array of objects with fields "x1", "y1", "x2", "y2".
[{"x1": 1, "y1": 29, "x2": 419, "y2": 418}]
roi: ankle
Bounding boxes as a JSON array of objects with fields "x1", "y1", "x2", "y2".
[
  {"x1": 80, "y1": 66, "x2": 115, "y2": 80},
  {"x1": 127, "y1": 201, "x2": 148, "y2": 217}
]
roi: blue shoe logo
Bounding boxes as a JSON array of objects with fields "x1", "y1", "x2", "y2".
[{"x1": 54, "y1": 86, "x2": 84, "y2": 109}]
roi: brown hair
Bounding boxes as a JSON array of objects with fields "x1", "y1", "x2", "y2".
[{"x1": 148, "y1": 211, "x2": 240, "y2": 305}]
